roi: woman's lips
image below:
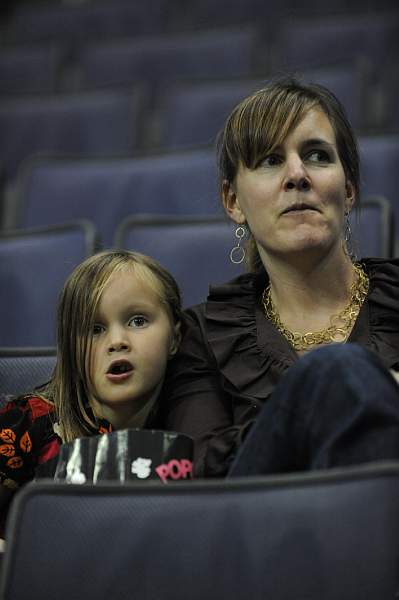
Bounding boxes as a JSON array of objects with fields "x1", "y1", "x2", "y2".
[{"x1": 281, "y1": 205, "x2": 320, "y2": 216}]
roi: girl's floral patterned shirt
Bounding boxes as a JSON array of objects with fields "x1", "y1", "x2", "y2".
[{"x1": 0, "y1": 395, "x2": 112, "y2": 490}]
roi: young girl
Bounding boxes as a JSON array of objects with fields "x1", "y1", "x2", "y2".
[{"x1": 0, "y1": 249, "x2": 182, "y2": 527}]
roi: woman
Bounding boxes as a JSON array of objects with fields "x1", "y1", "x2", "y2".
[{"x1": 161, "y1": 77, "x2": 399, "y2": 478}]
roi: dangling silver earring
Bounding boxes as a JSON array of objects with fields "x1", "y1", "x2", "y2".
[
  {"x1": 230, "y1": 225, "x2": 246, "y2": 264},
  {"x1": 344, "y1": 211, "x2": 356, "y2": 261}
]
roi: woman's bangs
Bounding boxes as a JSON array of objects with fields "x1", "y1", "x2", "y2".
[{"x1": 232, "y1": 90, "x2": 315, "y2": 170}]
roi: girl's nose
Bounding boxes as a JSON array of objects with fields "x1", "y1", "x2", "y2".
[
  {"x1": 107, "y1": 328, "x2": 130, "y2": 353},
  {"x1": 108, "y1": 341, "x2": 130, "y2": 353}
]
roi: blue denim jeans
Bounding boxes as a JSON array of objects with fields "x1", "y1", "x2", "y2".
[{"x1": 229, "y1": 344, "x2": 399, "y2": 476}]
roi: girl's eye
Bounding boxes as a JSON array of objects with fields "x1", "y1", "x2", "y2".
[
  {"x1": 307, "y1": 149, "x2": 330, "y2": 163},
  {"x1": 92, "y1": 324, "x2": 105, "y2": 336},
  {"x1": 129, "y1": 316, "x2": 148, "y2": 328},
  {"x1": 260, "y1": 154, "x2": 282, "y2": 167}
]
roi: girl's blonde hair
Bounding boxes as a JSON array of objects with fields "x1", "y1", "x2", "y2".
[
  {"x1": 41, "y1": 250, "x2": 181, "y2": 442},
  {"x1": 216, "y1": 76, "x2": 360, "y2": 272}
]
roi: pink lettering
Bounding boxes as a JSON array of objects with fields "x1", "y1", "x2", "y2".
[
  {"x1": 155, "y1": 459, "x2": 193, "y2": 483},
  {"x1": 168, "y1": 459, "x2": 181, "y2": 480},
  {"x1": 180, "y1": 459, "x2": 193, "y2": 479},
  {"x1": 155, "y1": 464, "x2": 169, "y2": 484}
]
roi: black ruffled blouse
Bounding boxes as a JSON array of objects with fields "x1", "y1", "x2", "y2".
[{"x1": 162, "y1": 258, "x2": 399, "y2": 478}]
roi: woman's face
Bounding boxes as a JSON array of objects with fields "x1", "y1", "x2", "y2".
[{"x1": 223, "y1": 107, "x2": 355, "y2": 264}]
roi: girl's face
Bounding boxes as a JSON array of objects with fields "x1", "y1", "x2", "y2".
[
  {"x1": 223, "y1": 107, "x2": 355, "y2": 264},
  {"x1": 87, "y1": 268, "x2": 177, "y2": 423}
]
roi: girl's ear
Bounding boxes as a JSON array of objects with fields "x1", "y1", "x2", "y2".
[
  {"x1": 222, "y1": 180, "x2": 246, "y2": 225},
  {"x1": 169, "y1": 322, "x2": 181, "y2": 358}
]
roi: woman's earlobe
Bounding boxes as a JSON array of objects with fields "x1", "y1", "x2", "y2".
[
  {"x1": 222, "y1": 180, "x2": 236, "y2": 211},
  {"x1": 222, "y1": 180, "x2": 246, "y2": 224},
  {"x1": 345, "y1": 182, "x2": 356, "y2": 209}
]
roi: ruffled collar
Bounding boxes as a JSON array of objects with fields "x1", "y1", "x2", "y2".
[
  {"x1": 357, "y1": 257, "x2": 399, "y2": 370},
  {"x1": 204, "y1": 258, "x2": 399, "y2": 397},
  {"x1": 205, "y1": 271, "x2": 296, "y2": 401}
]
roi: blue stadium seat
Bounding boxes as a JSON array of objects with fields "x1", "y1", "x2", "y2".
[
  {"x1": 7, "y1": 149, "x2": 220, "y2": 246},
  {"x1": 0, "y1": 348, "x2": 56, "y2": 406},
  {"x1": 377, "y1": 66, "x2": 399, "y2": 130},
  {"x1": 114, "y1": 215, "x2": 244, "y2": 307},
  {"x1": 350, "y1": 196, "x2": 394, "y2": 259},
  {"x1": 0, "y1": 221, "x2": 96, "y2": 347},
  {"x1": 175, "y1": 0, "x2": 395, "y2": 30},
  {"x1": 0, "y1": 88, "x2": 145, "y2": 180},
  {"x1": 298, "y1": 64, "x2": 366, "y2": 129},
  {"x1": 157, "y1": 78, "x2": 267, "y2": 150},
  {"x1": 78, "y1": 28, "x2": 257, "y2": 90},
  {"x1": 359, "y1": 135, "x2": 399, "y2": 234},
  {"x1": 3, "y1": 0, "x2": 169, "y2": 43},
  {"x1": 157, "y1": 65, "x2": 367, "y2": 149},
  {"x1": 273, "y1": 12, "x2": 398, "y2": 71},
  {"x1": 3, "y1": 462, "x2": 399, "y2": 599},
  {"x1": 172, "y1": 0, "x2": 277, "y2": 30},
  {"x1": 0, "y1": 44, "x2": 64, "y2": 95}
]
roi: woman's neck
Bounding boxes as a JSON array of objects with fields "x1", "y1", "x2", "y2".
[{"x1": 262, "y1": 249, "x2": 356, "y2": 331}]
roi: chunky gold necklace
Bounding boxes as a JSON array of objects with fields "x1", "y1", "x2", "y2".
[{"x1": 261, "y1": 263, "x2": 369, "y2": 352}]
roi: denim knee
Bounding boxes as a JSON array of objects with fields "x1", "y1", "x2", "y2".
[{"x1": 298, "y1": 343, "x2": 381, "y2": 372}]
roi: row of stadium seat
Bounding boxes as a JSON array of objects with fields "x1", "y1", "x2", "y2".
[
  {"x1": 0, "y1": 76, "x2": 396, "y2": 182},
  {"x1": 0, "y1": 16, "x2": 397, "y2": 122},
  {"x1": 0, "y1": 201, "x2": 394, "y2": 347},
  {"x1": 1, "y1": 136, "x2": 398, "y2": 247},
  {"x1": 0, "y1": 456, "x2": 397, "y2": 599},
  {"x1": 2, "y1": 1, "x2": 396, "y2": 43}
]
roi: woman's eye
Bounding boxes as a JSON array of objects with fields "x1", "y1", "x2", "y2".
[
  {"x1": 129, "y1": 316, "x2": 148, "y2": 328},
  {"x1": 307, "y1": 150, "x2": 330, "y2": 163},
  {"x1": 260, "y1": 154, "x2": 282, "y2": 167},
  {"x1": 92, "y1": 324, "x2": 104, "y2": 336}
]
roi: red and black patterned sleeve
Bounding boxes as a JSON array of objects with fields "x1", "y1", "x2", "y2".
[{"x1": 0, "y1": 396, "x2": 61, "y2": 490}]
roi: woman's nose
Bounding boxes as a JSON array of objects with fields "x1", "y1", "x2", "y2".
[{"x1": 283, "y1": 156, "x2": 311, "y2": 191}]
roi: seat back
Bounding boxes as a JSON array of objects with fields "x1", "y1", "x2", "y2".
[
  {"x1": 274, "y1": 13, "x2": 398, "y2": 71},
  {"x1": 115, "y1": 215, "x2": 244, "y2": 307},
  {"x1": 157, "y1": 65, "x2": 367, "y2": 149},
  {"x1": 298, "y1": 64, "x2": 366, "y2": 128},
  {"x1": 359, "y1": 134, "x2": 399, "y2": 237},
  {"x1": 0, "y1": 44, "x2": 64, "y2": 95},
  {"x1": 350, "y1": 195, "x2": 395, "y2": 258},
  {"x1": 0, "y1": 348, "x2": 56, "y2": 406},
  {"x1": 0, "y1": 222, "x2": 96, "y2": 346},
  {"x1": 158, "y1": 78, "x2": 266, "y2": 150},
  {"x1": 2, "y1": 462, "x2": 399, "y2": 599},
  {"x1": 7, "y1": 150, "x2": 219, "y2": 245},
  {"x1": 4, "y1": 0, "x2": 168, "y2": 43},
  {"x1": 79, "y1": 28, "x2": 257, "y2": 90},
  {"x1": 0, "y1": 88, "x2": 144, "y2": 180}
]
